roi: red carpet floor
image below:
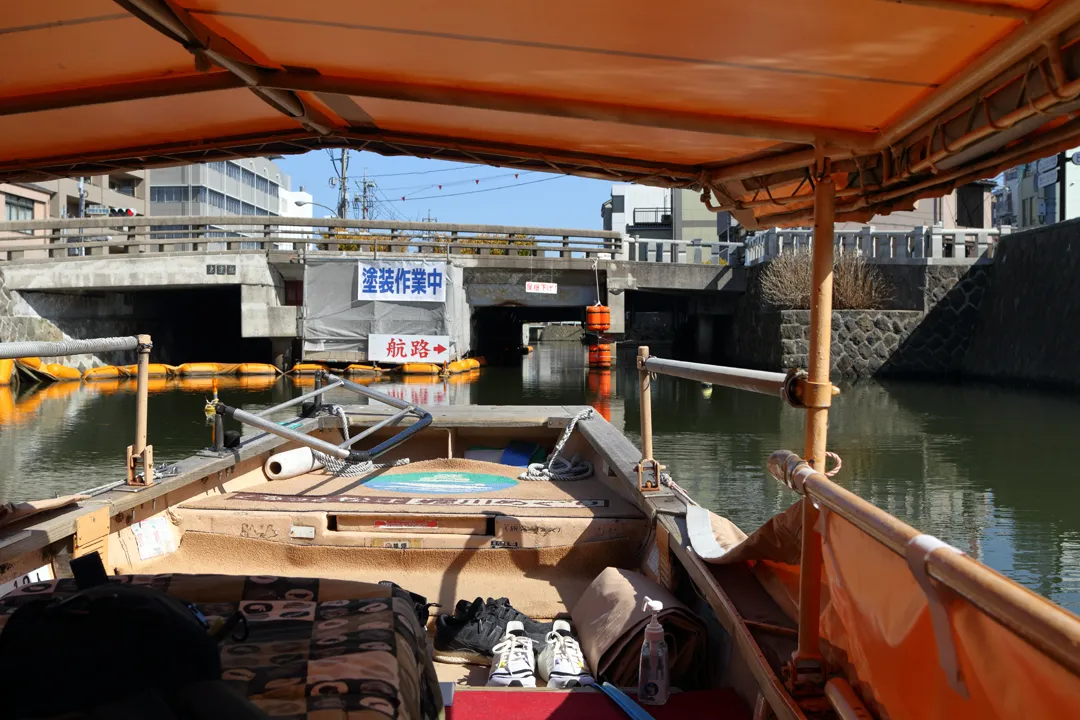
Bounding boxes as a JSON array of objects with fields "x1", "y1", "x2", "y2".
[{"x1": 447, "y1": 688, "x2": 751, "y2": 720}]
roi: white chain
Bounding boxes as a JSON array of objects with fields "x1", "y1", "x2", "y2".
[{"x1": 520, "y1": 408, "x2": 595, "y2": 481}]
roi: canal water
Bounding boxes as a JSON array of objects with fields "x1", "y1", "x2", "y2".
[{"x1": 1, "y1": 343, "x2": 1077, "y2": 613}]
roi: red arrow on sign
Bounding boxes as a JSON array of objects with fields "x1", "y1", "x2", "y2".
[{"x1": 433, "y1": 344, "x2": 447, "y2": 354}]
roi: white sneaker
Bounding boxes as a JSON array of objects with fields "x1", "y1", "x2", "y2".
[
  {"x1": 538, "y1": 620, "x2": 595, "y2": 688},
  {"x1": 487, "y1": 620, "x2": 537, "y2": 687}
]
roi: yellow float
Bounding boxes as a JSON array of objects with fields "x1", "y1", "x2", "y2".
[
  {"x1": 83, "y1": 366, "x2": 123, "y2": 381},
  {"x1": 236, "y1": 363, "x2": 280, "y2": 376},
  {"x1": 0, "y1": 359, "x2": 14, "y2": 386},
  {"x1": 401, "y1": 363, "x2": 441, "y2": 375},
  {"x1": 290, "y1": 362, "x2": 328, "y2": 374}
]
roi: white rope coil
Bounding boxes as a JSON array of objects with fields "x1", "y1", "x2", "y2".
[{"x1": 520, "y1": 408, "x2": 595, "y2": 481}]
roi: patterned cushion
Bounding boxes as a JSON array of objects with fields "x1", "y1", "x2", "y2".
[{"x1": 0, "y1": 574, "x2": 444, "y2": 720}]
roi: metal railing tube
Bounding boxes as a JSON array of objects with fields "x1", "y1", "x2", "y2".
[
  {"x1": 339, "y1": 407, "x2": 414, "y2": 448},
  {"x1": 253, "y1": 380, "x2": 345, "y2": 417},
  {"x1": 0, "y1": 336, "x2": 139, "y2": 360},
  {"x1": 766, "y1": 450, "x2": 1080, "y2": 679},
  {"x1": 325, "y1": 373, "x2": 416, "y2": 412},
  {"x1": 642, "y1": 357, "x2": 788, "y2": 397},
  {"x1": 365, "y1": 412, "x2": 433, "y2": 459},
  {"x1": 219, "y1": 404, "x2": 353, "y2": 461}
]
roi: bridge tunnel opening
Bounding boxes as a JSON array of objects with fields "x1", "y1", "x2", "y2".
[
  {"x1": 16, "y1": 286, "x2": 275, "y2": 366},
  {"x1": 470, "y1": 305, "x2": 583, "y2": 365}
]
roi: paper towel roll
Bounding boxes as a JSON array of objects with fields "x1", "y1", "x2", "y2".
[{"x1": 264, "y1": 447, "x2": 323, "y2": 481}]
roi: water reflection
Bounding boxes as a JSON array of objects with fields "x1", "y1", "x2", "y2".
[{"x1": 0, "y1": 347, "x2": 1077, "y2": 612}]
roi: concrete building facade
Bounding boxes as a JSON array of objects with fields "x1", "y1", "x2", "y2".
[
  {"x1": 38, "y1": 172, "x2": 148, "y2": 219},
  {"x1": 148, "y1": 157, "x2": 289, "y2": 217},
  {"x1": 992, "y1": 150, "x2": 1080, "y2": 231},
  {"x1": 601, "y1": 184, "x2": 736, "y2": 243}
]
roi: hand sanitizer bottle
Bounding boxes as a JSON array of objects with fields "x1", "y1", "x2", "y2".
[{"x1": 637, "y1": 597, "x2": 669, "y2": 705}]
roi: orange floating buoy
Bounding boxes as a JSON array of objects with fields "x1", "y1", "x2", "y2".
[
  {"x1": 585, "y1": 305, "x2": 611, "y2": 332},
  {"x1": 0, "y1": 359, "x2": 14, "y2": 386},
  {"x1": 588, "y1": 343, "x2": 612, "y2": 369}
]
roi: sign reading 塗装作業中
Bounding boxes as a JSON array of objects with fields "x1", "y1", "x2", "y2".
[{"x1": 357, "y1": 260, "x2": 446, "y2": 302}]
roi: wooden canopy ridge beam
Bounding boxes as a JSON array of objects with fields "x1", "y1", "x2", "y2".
[
  {"x1": 0, "y1": 124, "x2": 703, "y2": 187},
  {"x1": 0, "y1": 129, "x2": 320, "y2": 183},
  {"x1": 256, "y1": 72, "x2": 881, "y2": 151},
  {"x1": 112, "y1": 0, "x2": 339, "y2": 135},
  {"x1": 0, "y1": 73, "x2": 246, "y2": 118},
  {"x1": 875, "y1": 0, "x2": 1036, "y2": 21}
]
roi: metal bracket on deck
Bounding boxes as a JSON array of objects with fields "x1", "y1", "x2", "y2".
[
  {"x1": 783, "y1": 369, "x2": 839, "y2": 409},
  {"x1": 126, "y1": 444, "x2": 154, "y2": 487},
  {"x1": 787, "y1": 656, "x2": 825, "y2": 697},
  {"x1": 635, "y1": 457, "x2": 662, "y2": 492}
]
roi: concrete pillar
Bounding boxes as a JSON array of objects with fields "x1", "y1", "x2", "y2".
[
  {"x1": 271, "y1": 337, "x2": 292, "y2": 371},
  {"x1": 696, "y1": 315, "x2": 714, "y2": 360},
  {"x1": 607, "y1": 291, "x2": 626, "y2": 335}
]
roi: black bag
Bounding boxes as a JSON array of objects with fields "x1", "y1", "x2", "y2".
[{"x1": 0, "y1": 562, "x2": 264, "y2": 719}]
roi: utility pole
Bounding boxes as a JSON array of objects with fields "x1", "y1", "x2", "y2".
[
  {"x1": 356, "y1": 169, "x2": 377, "y2": 220},
  {"x1": 336, "y1": 149, "x2": 350, "y2": 219}
]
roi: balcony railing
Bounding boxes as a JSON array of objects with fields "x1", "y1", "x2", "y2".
[
  {"x1": 743, "y1": 225, "x2": 1011, "y2": 266},
  {"x1": 631, "y1": 207, "x2": 672, "y2": 226}
]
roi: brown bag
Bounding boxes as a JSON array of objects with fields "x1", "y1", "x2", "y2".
[{"x1": 571, "y1": 567, "x2": 706, "y2": 688}]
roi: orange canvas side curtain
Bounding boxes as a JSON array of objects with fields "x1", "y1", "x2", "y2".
[{"x1": 766, "y1": 451, "x2": 1080, "y2": 720}]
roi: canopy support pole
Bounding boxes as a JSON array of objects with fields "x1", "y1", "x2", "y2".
[
  {"x1": 791, "y1": 168, "x2": 835, "y2": 690},
  {"x1": 126, "y1": 334, "x2": 154, "y2": 486}
]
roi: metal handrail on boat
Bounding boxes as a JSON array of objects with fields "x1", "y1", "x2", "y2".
[
  {"x1": 766, "y1": 449, "x2": 1080, "y2": 681},
  {"x1": 635, "y1": 342, "x2": 1080, "y2": 711},
  {"x1": 0, "y1": 335, "x2": 155, "y2": 486},
  {"x1": 212, "y1": 370, "x2": 431, "y2": 465}
]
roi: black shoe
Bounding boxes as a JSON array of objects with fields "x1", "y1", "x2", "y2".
[
  {"x1": 484, "y1": 597, "x2": 554, "y2": 639},
  {"x1": 379, "y1": 580, "x2": 439, "y2": 629},
  {"x1": 433, "y1": 598, "x2": 509, "y2": 664}
]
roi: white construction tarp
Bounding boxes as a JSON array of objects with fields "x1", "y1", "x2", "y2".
[{"x1": 303, "y1": 259, "x2": 469, "y2": 360}]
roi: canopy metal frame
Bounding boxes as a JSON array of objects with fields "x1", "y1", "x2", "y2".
[{"x1": 1, "y1": 1, "x2": 1080, "y2": 227}]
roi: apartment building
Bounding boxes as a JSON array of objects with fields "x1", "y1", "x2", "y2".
[{"x1": 149, "y1": 156, "x2": 289, "y2": 217}]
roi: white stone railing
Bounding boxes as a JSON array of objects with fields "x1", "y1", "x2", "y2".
[
  {"x1": 743, "y1": 226, "x2": 1011, "y2": 266},
  {"x1": 626, "y1": 237, "x2": 743, "y2": 266}
]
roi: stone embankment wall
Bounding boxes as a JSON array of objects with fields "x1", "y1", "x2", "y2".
[
  {"x1": 730, "y1": 260, "x2": 993, "y2": 381},
  {"x1": 963, "y1": 220, "x2": 1080, "y2": 389},
  {"x1": 537, "y1": 324, "x2": 584, "y2": 342}
]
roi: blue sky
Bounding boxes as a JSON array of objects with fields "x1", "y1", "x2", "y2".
[{"x1": 277, "y1": 151, "x2": 612, "y2": 229}]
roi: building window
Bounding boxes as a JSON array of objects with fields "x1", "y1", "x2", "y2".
[
  {"x1": 192, "y1": 186, "x2": 207, "y2": 204},
  {"x1": 108, "y1": 177, "x2": 139, "y2": 197},
  {"x1": 242, "y1": 169, "x2": 256, "y2": 188},
  {"x1": 256, "y1": 206, "x2": 270, "y2": 216},
  {"x1": 207, "y1": 189, "x2": 226, "y2": 210},
  {"x1": 241, "y1": 202, "x2": 256, "y2": 216},
  {"x1": 256, "y1": 175, "x2": 269, "y2": 193},
  {"x1": 208, "y1": 161, "x2": 226, "y2": 174},
  {"x1": 226, "y1": 162, "x2": 242, "y2": 181},
  {"x1": 611, "y1": 195, "x2": 625, "y2": 213},
  {"x1": 4, "y1": 193, "x2": 35, "y2": 222},
  {"x1": 149, "y1": 186, "x2": 189, "y2": 202},
  {"x1": 226, "y1": 196, "x2": 242, "y2": 214},
  {"x1": 268, "y1": 182, "x2": 279, "y2": 198}
]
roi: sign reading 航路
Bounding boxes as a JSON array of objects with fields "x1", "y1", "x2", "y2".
[
  {"x1": 357, "y1": 260, "x2": 446, "y2": 302},
  {"x1": 369, "y1": 333, "x2": 451, "y2": 363}
]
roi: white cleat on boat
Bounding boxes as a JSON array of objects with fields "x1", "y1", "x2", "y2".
[
  {"x1": 487, "y1": 621, "x2": 537, "y2": 687},
  {"x1": 538, "y1": 620, "x2": 595, "y2": 689}
]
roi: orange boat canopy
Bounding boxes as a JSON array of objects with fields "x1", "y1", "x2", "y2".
[{"x1": 2, "y1": 0, "x2": 1079, "y2": 226}]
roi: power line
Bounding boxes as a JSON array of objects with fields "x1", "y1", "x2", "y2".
[
  {"x1": 362, "y1": 164, "x2": 495, "y2": 180},
  {"x1": 380, "y1": 171, "x2": 533, "y2": 194},
  {"x1": 396, "y1": 175, "x2": 564, "y2": 202}
]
